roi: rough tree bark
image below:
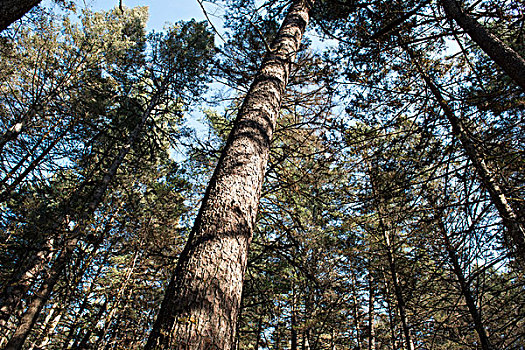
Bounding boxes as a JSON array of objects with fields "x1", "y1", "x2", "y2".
[
  {"x1": 403, "y1": 43, "x2": 525, "y2": 267},
  {"x1": 0, "y1": 0, "x2": 42, "y2": 31},
  {"x1": 145, "y1": 1, "x2": 314, "y2": 348},
  {"x1": 440, "y1": 0, "x2": 525, "y2": 90}
]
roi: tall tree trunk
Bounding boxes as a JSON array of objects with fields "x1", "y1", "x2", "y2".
[
  {"x1": 27, "y1": 303, "x2": 63, "y2": 350},
  {"x1": 145, "y1": 1, "x2": 314, "y2": 349},
  {"x1": 440, "y1": 0, "x2": 525, "y2": 90},
  {"x1": 368, "y1": 272, "x2": 375, "y2": 350},
  {"x1": 0, "y1": 0, "x2": 42, "y2": 31},
  {"x1": 369, "y1": 166, "x2": 414, "y2": 350},
  {"x1": 382, "y1": 269, "x2": 398, "y2": 350},
  {"x1": 302, "y1": 288, "x2": 312, "y2": 350},
  {"x1": 3, "y1": 89, "x2": 163, "y2": 350},
  {"x1": 439, "y1": 221, "x2": 493, "y2": 350},
  {"x1": 403, "y1": 43, "x2": 525, "y2": 266},
  {"x1": 94, "y1": 249, "x2": 141, "y2": 349},
  {"x1": 291, "y1": 286, "x2": 298, "y2": 350},
  {"x1": 382, "y1": 231, "x2": 414, "y2": 350},
  {"x1": 428, "y1": 197, "x2": 494, "y2": 350},
  {"x1": 61, "y1": 248, "x2": 109, "y2": 350},
  {"x1": 0, "y1": 238, "x2": 55, "y2": 330},
  {"x1": 3, "y1": 238, "x2": 78, "y2": 350},
  {"x1": 74, "y1": 299, "x2": 107, "y2": 349},
  {"x1": 351, "y1": 273, "x2": 362, "y2": 350}
]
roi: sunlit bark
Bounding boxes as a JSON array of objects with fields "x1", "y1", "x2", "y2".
[{"x1": 145, "y1": 1, "x2": 314, "y2": 348}]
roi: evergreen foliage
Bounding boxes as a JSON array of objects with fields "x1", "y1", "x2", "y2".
[{"x1": 0, "y1": 0, "x2": 523, "y2": 349}]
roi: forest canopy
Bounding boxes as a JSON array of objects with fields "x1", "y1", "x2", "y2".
[{"x1": 0, "y1": 0, "x2": 524, "y2": 349}]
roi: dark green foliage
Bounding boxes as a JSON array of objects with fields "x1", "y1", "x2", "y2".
[{"x1": 0, "y1": 0, "x2": 524, "y2": 348}]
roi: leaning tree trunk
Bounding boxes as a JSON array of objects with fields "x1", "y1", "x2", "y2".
[
  {"x1": 145, "y1": 1, "x2": 314, "y2": 348},
  {"x1": 0, "y1": 0, "x2": 42, "y2": 31},
  {"x1": 3, "y1": 91, "x2": 163, "y2": 350},
  {"x1": 0, "y1": 237, "x2": 55, "y2": 330},
  {"x1": 3, "y1": 238, "x2": 78, "y2": 350},
  {"x1": 435, "y1": 215, "x2": 494, "y2": 350},
  {"x1": 402, "y1": 43, "x2": 525, "y2": 267},
  {"x1": 28, "y1": 303, "x2": 63, "y2": 350},
  {"x1": 440, "y1": 0, "x2": 525, "y2": 90}
]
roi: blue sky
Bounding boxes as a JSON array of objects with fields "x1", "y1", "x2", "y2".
[{"x1": 87, "y1": 0, "x2": 208, "y2": 31}]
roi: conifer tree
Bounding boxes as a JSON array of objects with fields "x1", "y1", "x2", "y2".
[{"x1": 146, "y1": 0, "x2": 315, "y2": 348}]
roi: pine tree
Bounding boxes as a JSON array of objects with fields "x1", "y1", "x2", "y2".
[{"x1": 146, "y1": 0, "x2": 315, "y2": 348}]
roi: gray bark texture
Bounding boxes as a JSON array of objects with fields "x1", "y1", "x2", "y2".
[
  {"x1": 441, "y1": 0, "x2": 525, "y2": 90},
  {"x1": 0, "y1": 0, "x2": 42, "y2": 31},
  {"x1": 144, "y1": 1, "x2": 313, "y2": 349}
]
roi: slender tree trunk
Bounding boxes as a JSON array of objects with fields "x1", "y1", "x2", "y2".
[
  {"x1": 100, "y1": 286, "x2": 135, "y2": 350},
  {"x1": 301, "y1": 331, "x2": 310, "y2": 350},
  {"x1": 0, "y1": 238, "x2": 56, "y2": 330},
  {"x1": 28, "y1": 303, "x2": 63, "y2": 350},
  {"x1": 440, "y1": 0, "x2": 525, "y2": 90},
  {"x1": 382, "y1": 231, "x2": 414, "y2": 350},
  {"x1": 75, "y1": 299, "x2": 107, "y2": 349},
  {"x1": 3, "y1": 238, "x2": 78, "y2": 350},
  {"x1": 101, "y1": 313, "x2": 122, "y2": 350},
  {"x1": 369, "y1": 167, "x2": 414, "y2": 350},
  {"x1": 403, "y1": 43, "x2": 525, "y2": 266},
  {"x1": 0, "y1": 0, "x2": 42, "y2": 31},
  {"x1": 291, "y1": 286, "x2": 298, "y2": 350},
  {"x1": 145, "y1": 1, "x2": 314, "y2": 348},
  {"x1": 368, "y1": 272, "x2": 375, "y2": 350},
  {"x1": 94, "y1": 249, "x2": 141, "y2": 349},
  {"x1": 302, "y1": 289, "x2": 312, "y2": 350},
  {"x1": 383, "y1": 272, "x2": 398, "y2": 350},
  {"x1": 0, "y1": 127, "x2": 69, "y2": 203},
  {"x1": 351, "y1": 273, "x2": 362, "y2": 350},
  {"x1": 3, "y1": 88, "x2": 163, "y2": 350},
  {"x1": 0, "y1": 133, "x2": 47, "y2": 187},
  {"x1": 0, "y1": 116, "x2": 68, "y2": 194},
  {"x1": 61, "y1": 249, "x2": 109, "y2": 350},
  {"x1": 433, "y1": 211, "x2": 494, "y2": 350}
]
